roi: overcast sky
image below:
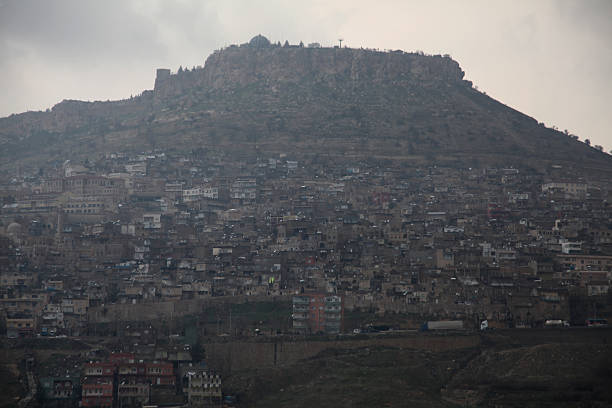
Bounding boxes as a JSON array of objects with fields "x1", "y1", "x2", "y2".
[{"x1": 1, "y1": 0, "x2": 611, "y2": 149}]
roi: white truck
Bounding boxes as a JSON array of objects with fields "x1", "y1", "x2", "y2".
[{"x1": 422, "y1": 320, "x2": 464, "y2": 330}]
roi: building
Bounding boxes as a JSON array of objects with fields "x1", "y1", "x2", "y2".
[
  {"x1": 41, "y1": 304, "x2": 64, "y2": 336},
  {"x1": 83, "y1": 362, "x2": 116, "y2": 377},
  {"x1": 63, "y1": 196, "x2": 106, "y2": 222},
  {"x1": 143, "y1": 213, "x2": 162, "y2": 229},
  {"x1": 117, "y1": 379, "x2": 150, "y2": 407},
  {"x1": 230, "y1": 179, "x2": 256, "y2": 201},
  {"x1": 558, "y1": 255, "x2": 612, "y2": 272},
  {"x1": 541, "y1": 182, "x2": 587, "y2": 197},
  {"x1": 183, "y1": 187, "x2": 202, "y2": 202},
  {"x1": 82, "y1": 362, "x2": 116, "y2": 408},
  {"x1": 145, "y1": 362, "x2": 175, "y2": 386},
  {"x1": 80, "y1": 354, "x2": 177, "y2": 407},
  {"x1": 560, "y1": 240, "x2": 582, "y2": 254},
  {"x1": 39, "y1": 375, "x2": 80, "y2": 407},
  {"x1": 292, "y1": 294, "x2": 343, "y2": 334},
  {"x1": 81, "y1": 377, "x2": 114, "y2": 408},
  {"x1": 63, "y1": 175, "x2": 124, "y2": 196},
  {"x1": 201, "y1": 187, "x2": 219, "y2": 200},
  {"x1": 5, "y1": 312, "x2": 36, "y2": 338},
  {"x1": 185, "y1": 369, "x2": 222, "y2": 406}
]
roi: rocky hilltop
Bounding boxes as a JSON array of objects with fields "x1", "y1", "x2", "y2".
[
  {"x1": 154, "y1": 37, "x2": 465, "y2": 98},
  {"x1": 1, "y1": 35, "x2": 609, "y2": 172}
]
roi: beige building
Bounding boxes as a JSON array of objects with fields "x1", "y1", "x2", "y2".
[
  {"x1": 558, "y1": 255, "x2": 612, "y2": 272},
  {"x1": 6, "y1": 313, "x2": 36, "y2": 337},
  {"x1": 541, "y1": 182, "x2": 587, "y2": 197},
  {"x1": 186, "y1": 370, "x2": 222, "y2": 406}
]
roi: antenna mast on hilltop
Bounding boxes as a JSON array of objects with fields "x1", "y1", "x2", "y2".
[{"x1": 338, "y1": 38, "x2": 343, "y2": 48}]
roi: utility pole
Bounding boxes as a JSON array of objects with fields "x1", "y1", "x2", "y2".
[
  {"x1": 338, "y1": 38, "x2": 343, "y2": 48},
  {"x1": 229, "y1": 306, "x2": 232, "y2": 336},
  {"x1": 216, "y1": 311, "x2": 220, "y2": 336}
]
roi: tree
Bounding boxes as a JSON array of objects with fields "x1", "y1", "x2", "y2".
[
  {"x1": 178, "y1": 65, "x2": 183, "y2": 74},
  {"x1": 584, "y1": 139, "x2": 591, "y2": 146}
]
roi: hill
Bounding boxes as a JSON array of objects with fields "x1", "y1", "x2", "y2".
[
  {"x1": 1, "y1": 35, "x2": 610, "y2": 173},
  {"x1": 221, "y1": 329, "x2": 612, "y2": 407}
]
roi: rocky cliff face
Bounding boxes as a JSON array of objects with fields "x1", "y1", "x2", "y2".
[
  {"x1": 154, "y1": 45, "x2": 466, "y2": 98},
  {"x1": 0, "y1": 37, "x2": 609, "y2": 172}
]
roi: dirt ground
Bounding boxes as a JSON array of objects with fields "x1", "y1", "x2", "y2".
[{"x1": 223, "y1": 329, "x2": 612, "y2": 407}]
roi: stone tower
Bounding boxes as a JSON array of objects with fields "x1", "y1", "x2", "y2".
[{"x1": 154, "y1": 68, "x2": 171, "y2": 90}]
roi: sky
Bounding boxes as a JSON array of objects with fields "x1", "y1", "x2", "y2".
[{"x1": 1, "y1": 0, "x2": 611, "y2": 150}]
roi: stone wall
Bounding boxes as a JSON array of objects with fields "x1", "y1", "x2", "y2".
[
  {"x1": 88, "y1": 295, "x2": 290, "y2": 323},
  {"x1": 204, "y1": 333, "x2": 481, "y2": 374}
]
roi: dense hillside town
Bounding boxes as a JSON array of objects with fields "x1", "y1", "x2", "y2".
[
  {"x1": 3, "y1": 147, "x2": 611, "y2": 336},
  {"x1": 1, "y1": 145, "x2": 611, "y2": 405},
  {"x1": 1, "y1": 37, "x2": 611, "y2": 407}
]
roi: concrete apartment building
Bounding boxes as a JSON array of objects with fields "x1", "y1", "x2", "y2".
[{"x1": 293, "y1": 293, "x2": 343, "y2": 334}]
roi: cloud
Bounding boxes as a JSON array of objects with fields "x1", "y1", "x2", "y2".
[{"x1": 0, "y1": 1, "x2": 166, "y2": 63}]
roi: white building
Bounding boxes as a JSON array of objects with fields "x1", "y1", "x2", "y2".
[
  {"x1": 541, "y1": 182, "x2": 587, "y2": 197},
  {"x1": 143, "y1": 213, "x2": 161, "y2": 229},
  {"x1": 186, "y1": 370, "x2": 222, "y2": 406}
]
